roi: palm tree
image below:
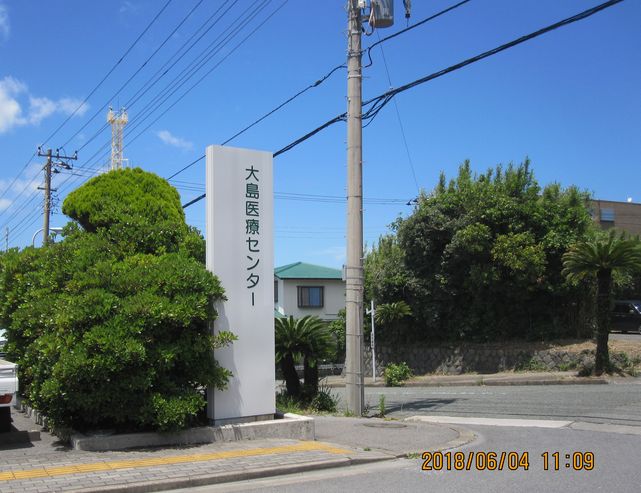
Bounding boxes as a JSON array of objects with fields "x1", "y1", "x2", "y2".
[
  {"x1": 562, "y1": 231, "x2": 641, "y2": 375},
  {"x1": 300, "y1": 317, "x2": 335, "y2": 396},
  {"x1": 274, "y1": 316, "x2": 335, "y2": 397},
  {"x1": 375, "y1": 301, "x2": 412, "y2": 342}
]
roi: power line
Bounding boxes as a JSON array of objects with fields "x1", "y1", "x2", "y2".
[
  {"x1": 71, "y1": 0, "x2": 244, "y2": 155},
  {"x1": 280, "y1": 0, "x2": 630, "y2": 160},
  {"x1": 220, "y1": 63, "x2": 346, "y2": 146},
  {"x1": 125, "y1": 0, "x2": 240, "y2": 111},
  {"x1": 166, "y1": 0, "x2": 472, "y2": 182},
  {"x1": 0, "y1": 153, "x2": 36, "y2": 214},
  {"x1": 363, "y1": 0, "x2": 473, "y2": 68},
  {"x1": 13, "y1": 0, "x2": 283, "y2": 229},
  {"x1": 181, "y1": 0, "x2": 624, "y2": 208},
  {"x1": 41, "y1": 0, "x2": 175, "y2": 149},
  {"x1": 1, "y1": 0, "x2": 467, "y2": 233},
  {"x1": 71, "y1": 0, "x2": 276, "y2": 181},
  {"x1": 46, "y1": 0, "x2": 464, "y2": 206},
  {"x1": 4, "y1": 1, "x2": 289, "y2": 235},
  {"x1": 60, "y1": 0, "x2": 206, "y2": 149},
  {"x1": 0, "y1": 0, "x2": 175, "y2": 225},
  {"x1": 361, "y1": 0, "x2": 626, "y2": 122},
  {"x1": 375, "y1": 31, "x2": 419, "y2": 192},
  {"x1": 124, "y1": 0, "x2": 287, "y2": 151},
  {"x1": 76, "y1": 0, "x2": 265, "y2": 154}
]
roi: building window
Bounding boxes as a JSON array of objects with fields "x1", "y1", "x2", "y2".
[
  {"x1": 600, "y1": 208, "x2": 615, "y2": 222},
  {"x1": 274, "y1": 280, "x2": 278, "y2": 303},
  {"x1": 297, "y1": 286, "x2": 324, "y2": 308}
]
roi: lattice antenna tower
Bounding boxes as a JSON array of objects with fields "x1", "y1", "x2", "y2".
[{"x1": 107, "y1": 106, "x2": 128, "y2": 170}]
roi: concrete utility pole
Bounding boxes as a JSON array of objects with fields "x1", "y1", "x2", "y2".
[
  {"x1": 345, "y1": 0, "x2": 365, "y2": 415},
  {"x1": 4, "y1": 227, "x2": 8, "y2": 251},
  {"x1": 37, "y1": 148, "x2": 77, "y2": 246},
  {"x1": 39, "y1": 149, "x2": 53, "y2": 246}
]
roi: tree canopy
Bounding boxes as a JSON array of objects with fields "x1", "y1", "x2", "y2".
[
  {"x1": 0, "y1": 168, "x2": 232, "y2": 433},
  {"x1": 63, "y1": 167, "x2": 185, "y2": 232},
  {"x1": 366, "y1": 159, "x2": 596, "y2": 342}
]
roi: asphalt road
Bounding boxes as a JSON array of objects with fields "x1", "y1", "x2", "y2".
[
  {"x1": 175, "y1": 425, "x2": 641, "y2": 493},
  {"x1": 330, "y1": 380, "x2": 641, "y2": 426}
]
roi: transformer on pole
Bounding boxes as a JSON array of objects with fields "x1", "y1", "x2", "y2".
[{"x1": 107, "y1": 107, "x2": 128, "y2": 171}]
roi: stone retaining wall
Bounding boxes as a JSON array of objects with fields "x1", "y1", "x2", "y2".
[{"x1": 362, "y1": 342, "x2": 634, "y2": 376}]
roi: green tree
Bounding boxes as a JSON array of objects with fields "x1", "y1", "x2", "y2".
[
  {"x1": 274, "y1": 316, "x2": 306, "y2": 397},
  {"x1": 0, "y1": 169, "x2": 234, "y2": 432},
  {"x1": 375, "y1": 301, "x2": 412, "y2": 342},
  {"x1": 62, "y1": 167, "x2": 185, "y2": 232},
  {"x1": 562, "y1": 231, "x2": 641, "y2": 375},
  {"x1": 365, "y1": 235, "x2": 415, "y2": 307},
  {"x1": 367, "y1": 159, "x2": 595, "y2": 343},
  {"x1": 274, "y1": 316, "x2": 335, "y2": 397},
  {"x1": 327, "y1": 309, "x2": 346, "y2": 363},
  {"x1": 300, "y1": 317, "x2": 335, "y2": 395}
]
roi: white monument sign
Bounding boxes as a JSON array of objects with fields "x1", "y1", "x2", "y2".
[{"x1": 205, "y1": 145, "x2": 275, "y2": 424}]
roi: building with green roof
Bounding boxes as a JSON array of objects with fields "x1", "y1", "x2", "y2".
[{"x1": 274, "y1": 262, "x2": 345, "y2": 320}]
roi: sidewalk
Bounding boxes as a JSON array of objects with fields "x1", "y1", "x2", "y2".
[
  {"x1": 319, "y1": 370, "x2": 610, "y2": 388},
  {"x1": 0, "y1": 407, "x2": 464, "y2": 493}
]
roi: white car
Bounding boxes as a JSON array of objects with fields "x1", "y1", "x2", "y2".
[{"x1": 0, "y1": 330, "x2": 18, "y2": 432}]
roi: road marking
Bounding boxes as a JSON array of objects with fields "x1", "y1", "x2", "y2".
[
  {"x1": 0, "y1": 441, "x2": 352, "y2": 482},
  {"x1": 406, "y1": 415, "x2": 572, "y2": 428}
]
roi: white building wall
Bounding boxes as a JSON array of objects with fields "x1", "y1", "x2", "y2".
[{"x1": 275, "y1": 278, "x2": 345, "y2": 320}]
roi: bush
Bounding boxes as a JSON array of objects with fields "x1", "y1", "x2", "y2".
[
  {"x1": 0, "y1": 169, "x2": 234, "y2": 433},
  {"x1": 310, "y1": 388, "x2": 338, "y2": 413},
  {"x1": 384, "y1": 362, "x2": 413, "y2": 387},
  {"x1": 62, "y1": 167, "x2": 185, "y2": 233},
  {"x1": 275, "y1": 383, "x2": 338, "y2": 414}
]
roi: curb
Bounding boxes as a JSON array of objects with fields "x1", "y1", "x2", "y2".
[
  {"x1": 70, "y1": 413, "x2": 314, "y2": 451},
  {"x1": 392, "y1": 423, "x2": 477, "y2": 458},
  {"x1": 324, "y1": 377, "x2": 608, "y2": 388},
  {"x1": 68, "y1": 457, "x2": 354, "y2": 493}
]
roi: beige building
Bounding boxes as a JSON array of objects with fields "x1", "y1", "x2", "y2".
[
  {"x1": 591, "y1": 199, "x2": 641, "y2": 236},
  {"x1": 274, "y1": 262, "x2": 345, "y2": 321}
]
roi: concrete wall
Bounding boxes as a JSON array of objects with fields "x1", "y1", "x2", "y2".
[
  {"x1": 274, "y1": 278, "x2": 345, "y2": 321},
  {"x1": 362, "y1": 341, "x2": 636, "y2": 376}
]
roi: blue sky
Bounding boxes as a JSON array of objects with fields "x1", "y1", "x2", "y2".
[{"x1": 0, "y1": 0, "x2": 639, "y2": 268}]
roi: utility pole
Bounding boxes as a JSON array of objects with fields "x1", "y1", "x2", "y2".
[
  {"x1": 345, "y1": 0, "x2": 365, "y2": 415},
  {"x1": 39, "y1": 149, "x2": 53, "y2": 246},
  {"x1": 4, "y1": 227, "x2": 8, "y2": 251},
  {"x1": 37, "y1": 148, "x2": 77, "y2": 246}
]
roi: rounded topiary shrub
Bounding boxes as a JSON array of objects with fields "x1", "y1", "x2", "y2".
[{"x1": 0, "y1": 169, "x2": 234, "y2": 433}]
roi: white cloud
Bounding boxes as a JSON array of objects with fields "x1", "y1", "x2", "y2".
[
  {"x1": 0, "y1": 198, "x2": 11, "y2": 211},
  {"x1": 58, "y1": 98, "x2": 89, "y2": 116},
  {"x1": 0, "y1": 76, "x2": 25, "y2": 132},
  {"x1": 157, "y1": 130, "x2": 193, "y2": 151},
  {"x1": 27, "y1": 96, "x2": 57, "y2": 125},
  {"x1": 0, "y1": 5, "x2": 9, "y2": 42},
  {"x1": 0, "y1": 76, "x2": 89, "y2": 134}
]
